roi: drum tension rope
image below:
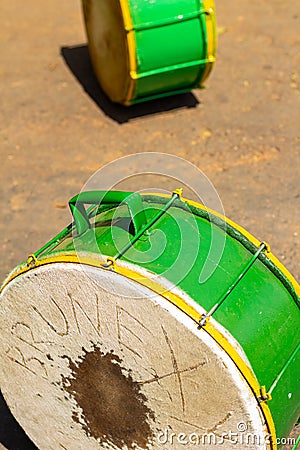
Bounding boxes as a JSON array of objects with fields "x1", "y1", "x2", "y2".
[{"x1": 198, "y1": 242, "x2": 270, "y2": 328}]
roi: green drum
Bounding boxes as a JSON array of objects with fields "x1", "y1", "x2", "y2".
[
  {"x1": 82, "y1": 0, "x2": 217, "y2": 105},
  {"x1": 0, "y1": 190, "x2": 299, "y2": 450}
]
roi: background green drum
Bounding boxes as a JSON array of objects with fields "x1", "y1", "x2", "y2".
[
  {"x1": 0, "y1": 190, "x2": 299, "y2": 449},
  {"x1": 82, "y1": 0, "x2": 217, "y2": 105}
]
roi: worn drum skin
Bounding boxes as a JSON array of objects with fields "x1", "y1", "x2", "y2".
[
  {"x1": 0, "y1": 190, "x2": 299, "y2": 450},
  {"x1": 81, "y1": 0, "x2": 217, "y2": 105}
]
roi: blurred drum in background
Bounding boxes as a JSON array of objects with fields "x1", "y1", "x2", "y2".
[
  {"x1": 0, "y1": 190, "x2": 299, "y2": 449},
  {"x1": 81, "y1": 0, "x2": 217, "y2": 105}
]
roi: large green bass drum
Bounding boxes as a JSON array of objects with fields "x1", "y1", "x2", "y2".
[
  {"x1": 0, "y1": 190, "x2": 299, "y2": 450},
  {"x1": 82, "y1": 0, "x2": 217, "y2": 105}
]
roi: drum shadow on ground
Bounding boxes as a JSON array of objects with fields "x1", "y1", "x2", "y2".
[
  {"x1": 61, "y1": 45, "x2": 199, "y2": 124},
  {"x1": 0, "y1": 391, "x2": 37, "y2": 450}
]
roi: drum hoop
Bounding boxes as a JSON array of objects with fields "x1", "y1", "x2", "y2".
[
  {"x1": 119, "y1": 0, "x2": 137, "y2": 104},
  {"x1": 200, "y1": 0, "x2": 217, "y2": 85},
  {"x1": 0, "y1": 254, "x2": 278, "y2": 449}
]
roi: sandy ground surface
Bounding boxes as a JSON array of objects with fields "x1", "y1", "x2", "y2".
[{"x1": 0, "y1": 0, "x2": 299, "y2": 449}]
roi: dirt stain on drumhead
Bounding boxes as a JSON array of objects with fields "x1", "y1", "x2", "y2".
[{"x1": 62, "y1": 347, "x2": 155, "y2": 449}]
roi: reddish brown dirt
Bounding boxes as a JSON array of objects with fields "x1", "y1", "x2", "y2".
[{"x1": 0, "y1": 0, "x2": 299, "y2": 449}]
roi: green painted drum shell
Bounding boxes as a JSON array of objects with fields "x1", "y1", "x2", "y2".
[
  {"x1": 82, "y1": 0, "x2": 216, "y2": 105},
  {"x1": 3, "y1": 194, "x2": 300, "y2": 443},
  {"x1": 131, "y1": 3, "x2": 209, "y2": 100}
]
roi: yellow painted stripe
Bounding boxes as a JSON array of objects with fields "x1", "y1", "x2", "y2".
[
  {"x1": 0, "y1": 254, "x2": 277, "y2": 449},
  {"x1": 119, "y1": 0, "x2": 137, "y2": 104},
  {"x1": 200, "y1": 0, "x2": 217, "y2": 85},
  {"x1": 142, "y1": 192, "x2": 300, "y2": 299}
]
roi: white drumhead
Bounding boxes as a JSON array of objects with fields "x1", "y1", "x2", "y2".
[
  {"x1": 0, "y1": 263, "x2": 269, "y2": 449},
  {"x1": 82, "y1": 0, "x2": 130, "y2": 103}
]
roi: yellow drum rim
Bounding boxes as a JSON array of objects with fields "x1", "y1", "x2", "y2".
[
  {"x1": 200, "y1": 0, "x2": 217, "y2": 85},
  {"x1": 119, "y1": 0, "x2": 137, "y2": 104}
]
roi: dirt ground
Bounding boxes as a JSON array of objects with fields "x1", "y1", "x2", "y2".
[{"x1": 0, "y1": 0, "x2": 299, "y2": 449}]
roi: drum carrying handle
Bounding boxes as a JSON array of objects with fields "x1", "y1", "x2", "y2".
[{"x1": 69, "y1": 191, "x2": 147, "y2": 235}]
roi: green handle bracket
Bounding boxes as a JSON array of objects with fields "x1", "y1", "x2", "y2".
[{"x1": 69, "y1": 190, "x2": 147, "y2": 236}]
